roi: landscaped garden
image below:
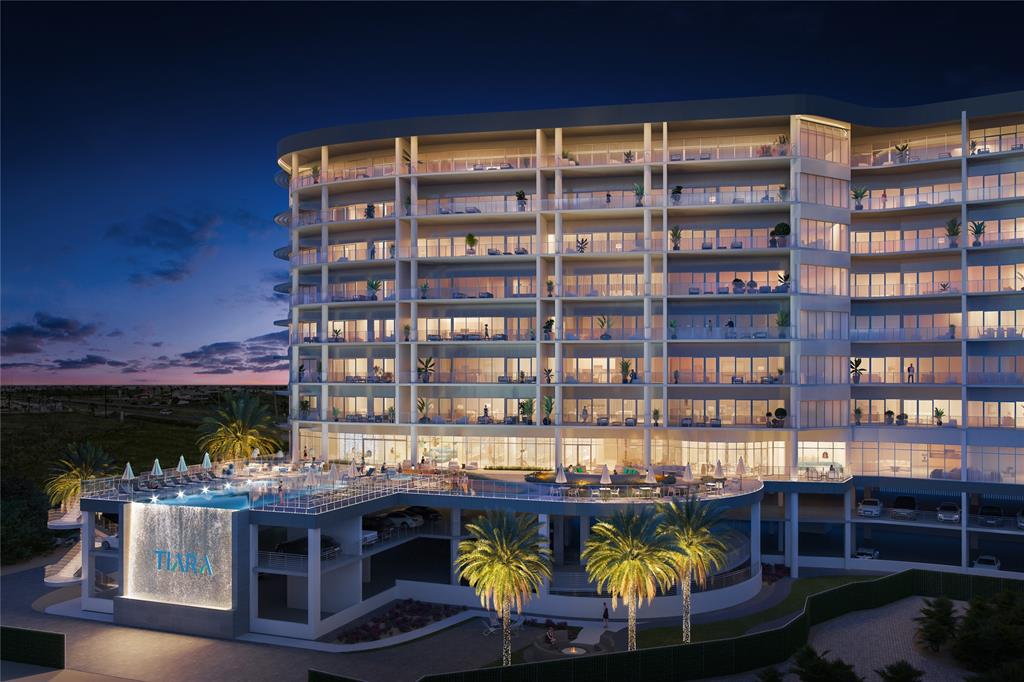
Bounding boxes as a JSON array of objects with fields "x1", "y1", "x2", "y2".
[{"x1": 338, "y1": 600, "x2": 466, "y2": 643}]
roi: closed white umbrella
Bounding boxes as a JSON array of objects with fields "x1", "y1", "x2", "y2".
[
  {"x1": 176, "y1": 455, "x2": 188, "y2": 473},
  {"x1": 681, "y1": 463, "x2": 693, "y2": 481},
  {"x1": 600, "y1": 464, "x2": 612, "y2": 485},
  {"x1": 251, "y1": 448, "x2": 260, "y2": 460},
  {"x1": 122, "y1": 462, "x2": 135, "y2": 480},
  {"x1": 201, "y1": 452, "x2": 213, "y2": 470},
  {"x1": 151, "y1": 459, "x2": 164, "y2": 477},
  {"x1": 555, "y1": 467, "x2": 567, "y2": 484},
  {"x1": 644, "y1": 467, "x2": 657, "y2": 484},
  {"x1": 735, "y1": 457, "x2": 747, "y2": 478},
  {"x1": 275, "y1": 450, "x2": 284, "y2": 460},
  {"x1": 348, "y1": 462, "x2": 357, "y2": 478},
  {"x1": 714, "y1": 459, "x2": 724, "y2": 479}
]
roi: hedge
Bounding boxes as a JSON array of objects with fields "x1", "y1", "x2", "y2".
[{"x1": 0, "y1": 626, "x2": 65, "y2": 669}]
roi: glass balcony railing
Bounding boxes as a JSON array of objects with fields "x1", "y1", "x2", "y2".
[
  {"x1": 416, "y1": 195, "x2": 534, "y2": 216},
  {"x1": 966, "y1": 185, "x2": 1024, "y2": 202},
  {"x1": 967, "y1": 326, "x2": 1024, "y2": 340},
  {"x1": 853, "y1": 415, "x2": 958, "y2": 428},
  {"x1": 417, "y1": 329, "x2": 536, "y2": 342},
  {"x1": 667, "y1": 282, "x2": 792, "y2": 296},
  {"x1": 412, "y1": 371, "x2": 537, "y2": 385},
  {"x1": 324, "y1": 372, "x2": 395, "y2": 384},
  {"x1": 852, "y1": 136, "x2": 962, "y2": 167},
  {"x1": 667, "y1": 189, "x2": 792, "y2": 207},
  {"x1": 402, "y1": 239, "x2": 534, "y2": 258},
  {"x1": 850, "y1": 235, "x2": 955, "y2": 254},
  {"x1": 966, "y1": 372, "x2": 1024, "y2": 385},
  {"x1": 854, "y1": 372, "x2": 961, "y2": 385},
  {"x1": 561, "y1": 328, "x2": 648, "y2": 341},
  {"x1": 850, "y1": 328, "x2": 958, "y2": 341},
  {"x1": 967, "y1": 132, "x2": 1024, "y2": 155},
  {"x1": 554, "y1": 149, "x2": 647, "y2": 167},
  {"x1": 413, "y1": 154, "x2": 535, "y2": 174},
  {"x1": 560, "y1": 282, "x2": 653, "y2": 297},
  {"x1": 853, "y1": 190, "x2": 961, "y2": 211},
  {"x1": 670, "y1": 235, "x2": 779, "y2": 251},
  {"x1": 965, "y1": 416, "x2": 1022, "y2": 429},
  {"x1": 292, "y1": 245, "x2": 397, "y2": 265},
  {"x1": 292, "y1": 163, "x2": 397, "y2": 189},
  {"x1": 548, "y1": 191, "x2": 660, "y2": 211},
  {"x1": 660, "y1": 138, "x2": 792, "y2": 162},
  {"x1": 561, "y1": 371, "x2": 647, "y2": 385},
  {"x1": 667, "y1": 413, "x2": 784, "y2": 428},
  {"x1": 967, "y1": 278, "x2": 1024, "y2": 294},
  {"x1": 403, "y1": 283, "x2": 535, "y2": 301},
  {"x1": 556, "y1": 235, "x2": 656, "y2": 254},
  {"x1": 291, "y1": 333, "x2": 395, "y2": 344},
  {"x1": 293, "y1": 202, "x2": 396, "y2": 226},
  {"x1": 291, "y1": 288, "x2": 396, "y2": 305},
  {"x1": 666, "y1": 326, "x2": 792, "y2": 340},
  {"x1": 850, "y1": 282, "x2": 960, "y2": 298},
  {"x1": 666, "y1": 371, "x2": 792, "y2": 385}
]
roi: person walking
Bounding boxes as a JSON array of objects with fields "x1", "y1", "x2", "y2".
[{"x1": 602, "y1": 602, "x2": 609, "y2": 629}]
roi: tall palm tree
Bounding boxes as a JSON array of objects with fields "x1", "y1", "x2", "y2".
[
  {"x1": 197, "y1": 393, "x2": 281, "y2": 461},
  {"x1": 658, "y1": 496, "x2": 729, "y2": 643},
  {"x1": 45, "y1": 441, "x2": 115, "y2": 510},
  {"x1": 455, "y1": 511, "x2": 551, "y2": 666},
  {"x1": 582, "y1": 508, "x2": 677, "y2": 651}
]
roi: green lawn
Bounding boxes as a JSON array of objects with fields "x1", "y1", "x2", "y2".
[{"x1": 637, "y1": 575, "x2": 876, "y2": 648}]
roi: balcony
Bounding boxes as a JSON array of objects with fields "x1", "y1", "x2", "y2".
[
  {"x1": 669, "y1": 234, "x2": 782, "y2": 251},
  {"x1": 851, "y1": 327, "x2": 958, "y2": 342},
  {"x1": 852, "y1": 136, "x2": 962, "y2": 168},
  {"x1": 853, "y1": 190, "x2": 961, "y2": 211},
  {"x1": 966, "y1": 372, "x2": 1024, "y2": 385},
  {"x1": 668, "y1": 414, "x2": 787, "y2": 429},
  {"x1": 416, "y1": 195, "x2": 533, "y2": 216},
  {"x1": 967, "y1": 326, "x2": 1024, "y2": 340},
  {"x1": 561, "y1": 370, "x2": 647, "y2": 385},
  {"x1": 661, "y1": 137, "x2": 792, "y2": 162},
  {"x1": 553, "y1": 149, "x2": 647, "y2": 168},
  {"x1": 850, "y1": 282, "x2": 960, "y2": 298},
  {"x1": 292, "y1": 332, "x2": 396, "y2": 344},
  {"x1": 966, "y1": 416, "x2": 1023, "y2": 429},
  {"x1": 415, "y1": 371, "x2": 537, "y2": 385},
  {"x1": 851, "y1": 235, "x2": 956, "y2": 254},
  {"x1": 666, "y1": 371, "x2": 792, "y2": 385},
  {"x1": 966, "y1": 184, "x2": 1024, "y2": 203},
  {"x1": 325, "y1": 372, "x2": 395, "y2": 384},
  {"x1": 403, "y1": 238, "x2": 534, "y2": 259},
  {"x1": 853, "y1": 415, "x2": 959, "y2": 428},
  {"x1": 666, "y1": 188, "x2": 792, "y2": 208},
  {"x1": 292, "y1": 162, "x2": 397, "y2": 189},
  {"x1": 413, "y1": 153, "x2": 535, "y2": 174},
  {"x1": 416, "y1": 412, "x2": 535, "y2": 427},
  {"x1": 560, "y1": 282, "x2": 652, "y2": 298},
  {"x1": 667, "y1": 326, "x2": 792, "y2": 341},
  {"x1": 557, "y1": 234, "x2": 657, "y2": 255},
  {"x1": 967, "y1": 278, "x2": 1024, "y2": 294},
  {"x1": 313, "y1": 411, "x2": 396, "y2": 425},
  {"x1": 291, "y1": 201, "x2": 396, "y2": 227},
  {"x1": 548, "y1": 190, "x2": 657, "y2": 211},
  {"x1": 291, "y1": 287, "x2": 396, "y2": 305},
  {"x1": 291, "y1": 245, "x2": 397, "y2": 266},
  {"x1": 667, "y1": 281, "x2": 792, "y2": 296},
  {"x1": 416, "y1": 329, "x2": 535, "y2": 343},
  {"x1": 853, "y1": 372, "x2": 960, "y2": 386},
  {"x1": 562, "y1": 328, "x2": 648, "y2": 342},
  {"x1": 405, "y1": 281, "x2": 535, "y2": 301}
]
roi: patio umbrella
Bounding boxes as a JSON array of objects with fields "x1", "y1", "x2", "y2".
[
  {"x1": 122, "y1": 462, "x2": 135, "y2": 480},
  {"x1": 348, "y1": 462, "x2": 357, "y2": 478},
  {"x1": 151, "y1": 459, "x2": 164, "y2": 477},
  {"x1": 600, "y1": 464, "x2": 612, "y2": 485},
  {"x1": 201, "y1": 452, "x2": 212, "y2": 470},
  {"x1": 735, "y1": 457, "x2": 747, "y2": 479},
  {"x1": 644, "y1": 467, "x2": 657, "y2": 484},
  {"x1": 251, "y1": 448, "x2": 260, "y2": 460},
  {"x1": 177, "y1": 455, "x2": 188, "y2": 473},
  {"x1": 274, "y1": 450, "x2": 284, "y2": 460},
  {"x1": 681, "y1": 463, "x2": 693, "y2": 481},
  {"x1": 555, "y1": 467, "x2": 567, "y2": 484},
  {"x1": 714, "y1": 459, "x2": 724, "y2": 479}
]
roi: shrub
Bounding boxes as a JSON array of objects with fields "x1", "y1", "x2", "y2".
[
  {"x1": 876, "y1": 660, "x2": 924, "y2": 682},
  {"x1": 966, "y1": 659, "x2": 1024, "y2": 682},
  {"x1": 952, "y1": 591, "x2": 1024, "y2": 673},
  {"x1": 755, "y1": 668, "x2": 784, "y2": 682},
  {"x1": 914, "y1": 595, "x2": 957, "y2": 651},
  {"x1": 790, "y1": 645, "x2": 863, "y2": 682}
]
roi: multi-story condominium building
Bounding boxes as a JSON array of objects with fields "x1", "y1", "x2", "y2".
[{"x1": 62, "y1": 93, "x2": 1022, "y2": 643}]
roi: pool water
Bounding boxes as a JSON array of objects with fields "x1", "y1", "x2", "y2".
[{"x1": 157, "y1": 491, "x2": 251, "y2": 510}]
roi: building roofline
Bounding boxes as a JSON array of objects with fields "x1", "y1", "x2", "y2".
[{"x1": 277, "y1": 91, "x2": 1024, "y2": 159}]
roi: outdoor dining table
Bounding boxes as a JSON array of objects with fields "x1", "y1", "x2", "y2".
[{"x1": 638, "y1": 487, "x2": 656, "y2": 498}]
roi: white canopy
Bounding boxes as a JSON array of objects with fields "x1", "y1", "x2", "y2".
[
  {"x1": 151, "y1": 459, "x2": 164, "y2": 477},
  {"x1": 555, "y1": 467, "x2": 567, "y2": 484},
  {"x1": 600, "y1": 464, "x2": 612, "y2": 485},
  {"x1": 644, "y1": 467, "x2": 657, "y2": 484},
  {"x1": 714, "y1": 459, "x2": 724, "y2": 478},
  {"x1": 735, "y1": 457, "x2": 747, "y2": 477},
  {"x1": 122, "y1": 462, "x2": 135, "y2": 480},
  {"x1": 201, "y1": 452, "x2": 213, "y2": 470},
  {"x1": 176, "y1": 455, "x2": 188, "y2": 473}
]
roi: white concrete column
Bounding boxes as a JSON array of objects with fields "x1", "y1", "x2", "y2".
[
  {"x1": 81, "y1": 512, "x2": 94, "y2": 601},
  {"x1": 843, "y1": 487, "x2": 853, "y2": 564},
  {"x1": 538, "y1": 513, "x2": 550, "y2": 593},
  {"x1": 249, "y1": 523, "x2": 259, "y2": 629},
  {"x1": 307, "y1": 528, "x2": 321, "y2": 633},
  {"x1": 552, "y1": 515, "x2": 564, "y2": 565},
  {"x1": 788, "y1": 492, "x2": 799, "y2": 578},
  {"x1": 320, "y1": 422, "x2": 328, "y2": 459},
  {"x1": 751, "y1": 499, "x2": 762, "y2": 572},
  {"x1": 450, "y1": 508, "x2": 461, "y2": 585}
]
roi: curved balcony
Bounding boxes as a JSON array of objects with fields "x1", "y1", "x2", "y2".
[
  {"x1": 47, "y1": 505, "x2": 82, "y2": 530},
  {"x1": 291, "y1": 290, "x2": 396, "y2": 305},
  {"x1": 274, "y1": 170, "x2": 291, "y2": 189},
  {"x1": 274, "y1": 210, "x2": 292, "y2": 227},
  {"x1": 661, "y1": 138, "x2": 793, "y2": 163},
  {"x1": 274, "y1": 318, "x2": 290, "y2": 328},
  {"x1": 44, "y1": 540, "x2": 82, "y2": 587},
  {"x1": 403, "y1": 282, "x2": 536, "y2": 301},
  {"x1": 851, "y1": 282, "x2": 960, "y2": 298},
  {"x1": 852, "y1": 136, "x2": 962, "y2": 168},
  {"x1": 292, "y1": 245, "x2": 397, "y2": 266},
  {"x1": 667, "y1": 282, "x2": 792, "y2": 297},
  {"x1": 288, "y1": 202, "x2": 396, "y2": 228},
  {"x1": 416, "y1": 195, "x2": 534, "y2": 217},
  {"x1": 273, "y1": 281, "x2": 291, "y2": 294},
  {"x1": 852, "y1": 190, "x2": 961, "y2": 212},
  {"x1": 402, "y1": 239, "x2": 534, "y2": 259},
  {"x1": 291, "y1": 162, "x2": 396, "y2": 190},
  {"x1": 413, "y1": 153, "x2": 535, "y2": 174},
  {"x1": 274, "y1": 245, "x2": 291, "y2": 260}
]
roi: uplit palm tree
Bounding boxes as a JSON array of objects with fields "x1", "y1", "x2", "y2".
[
  {"x1": 45, "y1": 441, "x2": 115, "y2": 510},
  {"x1": 196, "y1": 393, "x2": 281, "y2": 461},
  {"x1": 658, "y1": 496, "x2": 729, "y2": 643},
  {"x1": 582, "y1": 508, "x2": 677, "y2": 651},
  {"x1": 455, "y1": 511, "x2": 551, "y2": 666}
]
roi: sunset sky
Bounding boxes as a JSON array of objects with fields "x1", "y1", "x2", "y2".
[{"x1": 3, "y1": 2, "x2": 1022, "y2": 385}]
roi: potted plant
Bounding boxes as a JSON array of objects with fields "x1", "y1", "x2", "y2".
[
  {"x1": 850, "y1": 358, "x2": 866, "y2": 384},
  {"x1": 777, "y1": 186, "x2": 789, "y2": 202},
  {"x1": 519, "y1": 399, "x2": 535, "y2": 425},
  {"x1": 670, "y1": 225, "x2": 682, "y2": 251},
  {"x1": 623, "y1": 150, "x2": 635, "y2": 164},
  {"x1": 945, "y1": 218, "x2": 960, "y2": 248},
  {"x1": 969, "y1": 139, "x2": 977, "y2": 155},
  {"x1": 417, "y1": 398, "x2": 431, "y2": 423},
  {"x1": 896, "y1": 412, "x2": 908, "y2": 426},
  {"x1": 969, "y1": 220, "x2": 985, "y2": 247},
  {"x1": 311, "y1": 164, "x2": 320, "y2": 184},
  {"x1": 419, "y1": 282, "x2": 430, "y2": 299},
  {"x1": 747, "y1": 278, "x2": 757, "y2": 293},
  {"x1": 853, "y1": 406, "x2": 862, "y2": 426},
  {"x1": 773, "y1": 407, "x2": 787, "y2": 427},
  {"x1": 332, "y1": 406, "x2": 340, "y2": 422},
  {"x1": 331, "y1": 327, "x2": 344, "y2": 343},
  {"x1": 776, "y1": 309, "x2": 790, "y2": 337},
  {"x1": 669, "y1": 320, "x2": 678, "y2": 339},
  {"x1": 732, "y1": 277, "x2": 745, "y2": 294},
  {"x1": 298, "y1": 365, "x2": 306, "y2": 382},
  {"x1": 765, "y1": 411, "x2": 774, "y2": 428},
  {"x1": 529, "y1": 327, "x2": 536, "y2": 340},
  {"x1": 403, "y1": 324, "x2": 411, "y2": 342},
  {"x1": 418, "y1": 357, "x2": 435, "y2": 383},
  {"x1": 576, "y1": 237, "x2": 589, "y2": 253},
  {"x1": 561, "y1": 149, "x2": 576, "y2": 166},
  {"x1": 776, "y1": 367, "x2": 785, "y2": 383},
  {"x1": 773, "y1": 222, "x2": 790, "y2": 247},
  {"x1": 633, "y1": 182, "x2": 645, "y2": 207},
  {"x1": 542, "y1": 396, "x2": 554, "y2": 425},
  {"x1": 364, "y1": 203, "x2": 376, "y2": 219},
  {"x1": 619, "y1": 359, "x2": 632, "y2": 384},
  {"x1": 884, "y1": 409, "x2": 895, "y2": 425},
  {"x1": 851, "y1": 187, "x2": 868, "y2": 210},
  {"x1": 300, "y1": 399, "x2": 311, "y2": 418},
  {"x1": 894, "y1": 143, "x2": 910, "y2": 163},
  {"x1": 948, "y1": 323, "x2": 956, "y2": 339},
  {"x1": 543, "y1": 318, "x2": 555, "y2": 340},
  {"x1": 597, "y1": 315, "x2": 612, "y2": 340},
  {"x1": 515, "y1": 190, "x2": 527, "y2": 211},
  {"x1": 544, "y1": 368, "x2": 553, "y2": 384},
  {"x1": 387, "y1": 406, "x2": 396, "y2": 423},
  {"x1": 652, "y1": 408, "x2": 660, "y2": 427},
  {"x1": 671, "y1": 185, "x2": 682, "y2": 205},
  {"x1": 758, "y1": 144, "x2": 772, "y2": 158},
  {"x1": 776, "y1": 134, "x2": 789, "y2": 156},
  {"x1": 465, "y1": 233, "x2": 478, "y2": 255},
  {"x1": 776, "y1": 271, "x2": 791, "y2": 293},
  {"x1": 673, "y1": 369, "x2": 680, "y2": 384},
  {"x1": 366, "y1": 279, "x2": 382, "y2": 300},
  {"x1": 933, "y1": 407, "x2": 945, "y2": 427},
  {"x1": 403, "y1": 195, "x2": 412, "y2": 216},
  {"x1": 546, "y1": 280, "x2": 555, "y2": 296}
]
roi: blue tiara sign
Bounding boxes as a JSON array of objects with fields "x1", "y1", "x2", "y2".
[{"x1": 154, "y1": 549, "x2": 215, "y2": 576}]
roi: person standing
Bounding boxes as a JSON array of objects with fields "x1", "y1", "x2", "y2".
[
  {"x1": 907, "y1": 363, "x2": 915, "y2": 384},
  {"x1": 602, "y1": 602, "x2": 609, "y2": 629}
]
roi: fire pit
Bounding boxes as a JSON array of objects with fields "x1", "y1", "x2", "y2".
[{"x1": 561, "y1": 646, "x2": 586, "y2": 655}]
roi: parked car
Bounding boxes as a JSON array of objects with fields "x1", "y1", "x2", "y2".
[
  {"x1": 978, "y1": 505, "x2": 1004, "y2": 527},
  {"x1": 385, "y1": 510, "x2": 424, "y2": 528},
  {"x1": 936, "y1": 502, "x2": 961, "y2": 523},
  {"x1": 853, "y1": 547, "x2": 880, "y2": 560},
  {"x1": 404, "y1": 505, "x2": 441, "y2": 521},
  {"x1": 890, "y1": 496, "x2": 918, "y2": 520},
  {"x1": 100, "y1": 536, "x2": 120, "y2": 550},
  {"x1": 360, "y1": 530, "x2": 379, "y2": 546},
  {"x1": 973, "y1": 555, "x2": 1001, "y2": 570},
  {"x1": 1017, "y1": 509, "x2": 1024, "y2": 530},
  {"x1": 275, "y1": 534, "x2": 341, "y2": 559},
  {"x1": 857, "y1": 498, "x2": 883, "y2": 517},
  {"x1": 362, "y1": 515, "x2": 392, "y2": 532},
  {"x1": 159, "y1": 409, "x2": 173, "y2": 415}
]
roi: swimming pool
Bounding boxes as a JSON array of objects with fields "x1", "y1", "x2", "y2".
[{"x1": 156, "y1": 491, "x2": 251, "y2": 510}]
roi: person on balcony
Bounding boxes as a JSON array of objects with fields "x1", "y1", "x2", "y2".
[{"x1": 907, "y1": 363, "x2": 915, "y2": 383}]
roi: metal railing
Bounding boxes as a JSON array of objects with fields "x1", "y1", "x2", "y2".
[
  {"x1": 667, "y1": 282, "x2": 792, "y2": 296},
  {"x1": 854, "y1": 372, "x2": 960, "y2": 385},
  {"x1": 851, "y1": 235, "x2": 955, "y2": 254},
  {"x1": 851, "y1": 327, "x2": 958, "y2": 341},
  {"x1": 851, "y1": 282, "x2": 960, "y2": 298},
  {"x1": 667, "y1": 327, "x2": 792, "y2": 341},
  {"x1": 967, "y1": 326, "x2": 1024, "y2": 340},
  {"x1": 853, "y1": 190, "x2": 961, "y2": 211}
]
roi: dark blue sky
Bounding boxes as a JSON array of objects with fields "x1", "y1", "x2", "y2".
[{"x1": 2, "y1": 1, "x2": 1023, "y2": 383}]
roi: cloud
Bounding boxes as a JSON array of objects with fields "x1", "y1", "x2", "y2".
[
  {"x1": 51, "y1": 354, "x2": 127, "y2": 370},
  {"x1": 129, "y1": 330, "x2": 289, "y2": 376},
  {"x1": 106, "y1": 329, "x2": 125, "y2": 337},
  {"x1": 1, "y1": 312, "x2": 99, "y2": 355},
  {"x1": 106, "y1": 210, "x2": 218, "y2": 285}
]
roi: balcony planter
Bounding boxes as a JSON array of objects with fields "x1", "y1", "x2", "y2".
[
  {"x1": 671, "y1": 186, "x2": 682, "y2": 206},
  {"x1": 623, "y1": 150, "x2": 635, "y2": 164},
  {"x1": 896, "y1": 413, "x2": 908, "y2": 426},
  {"x1": 515, "y1": 190, "x2": 527, "y2": 212},
  {"x1": 773, "y1": 407, "x2": 787, "y2": 428},
  {"x1": 364, "y1": 204, "x2": 376, "y2": 219},
  {"x1": 633, "y1": 183, "x2": 645, "y2": 207},
  {"x1": 946, "y1": 218, "x2": 960, "y2": 248},
  {"x1": 851, "y1": 187, "x2": 867, "y2": 210},
  {"x1": 773, "y1": 222, "x2": 790, "y2": 247},
  {"x1": 853, "y1": 408, "x2": 862, "y2": 426},
  {"x1": 884, "y1": 410, "x2": 895, "y2": 425},
  {"x1": 732, "y1": 278, "x2": 745, "y2": 294}
]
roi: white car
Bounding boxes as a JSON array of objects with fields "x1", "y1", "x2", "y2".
[
  {"x1": 853, "y1": 547, "x2": 879, "y2": 560},
  {"x1": 936, "y1": 502, "x2": 961, "y2": 523},
  {"x1": 361, "y1": 530, "x2": 379, "y2": 546},
  {"x1": 385, "y1": 511, "x2": 424, "y2": 528},
  {"x1": 973, "y1": 555, "x2": 1001, "y2": 570},
  {"x1": 857, "y1": 498, "x2": 883, "y2": 517}
]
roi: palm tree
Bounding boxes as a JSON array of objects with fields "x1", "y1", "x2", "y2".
[
  {"x1": 582, "y1": 508, "x2": 677, "y2": 651},
  {"x1": 45, "y1": 442, "x2": 115, "y2": 510},
  {"x1": 196, "y1": 393, "x2": 281, "y2": 461},
  {"x1": 455, "y1": 511, "x2": 551, "y2": 666},
  {"x1": 658, "y1": 496, "x2": 729, "y2": 643}
]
